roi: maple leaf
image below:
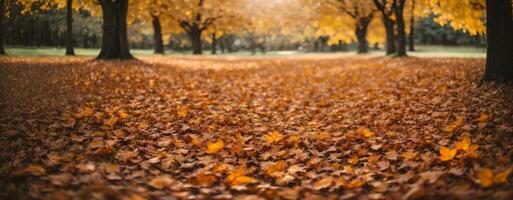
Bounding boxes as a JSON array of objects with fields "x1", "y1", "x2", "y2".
[
  {"x1": 477, "y1": 168, "x2": 513, "y2": 188},
  {"x1": 439, "y1": 146, "x2": 457, "y2": 161},
  {"x1": 205, "y1": 140, "x2": 224, "y2": 154},
  {"x1": 177, "y1": 109, "x2": 189, "y2": 117},
  {"x1": 359, "y1": 128, "x2": 375, "y2": 138},
  {"x1": 444, "y1": 117, "x2": 464, "y2": 132},
  {"x1": 265, "y1": 161, "x2": 287, "y2": 177},
  {"x1": 117, "y1": 110, "x2": 128, "y2": 118},
  {"x1": 225, "y1": 167, "x2": 257, "y2": 186},
  {"x1": 263, "y1": 131, "x2": 284, "y2": 145},
  {"x1": 455, "y1": 137, "x2": 470, "y2": 151}
]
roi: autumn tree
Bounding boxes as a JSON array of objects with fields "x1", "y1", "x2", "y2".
[
  {"x1": 372, "y1": 0, "x2": 396, "y2": 55},
  {"x1": 129, "y1": 0, "x2": 167, "y2": 54},
  {"x1": 94, "y1": 0, "x2": 133, "y2": 59},
  {"x1": 426, "y1": 0, "x2": 512, "y2": 82},
  {"x1": 328, "y1": 0, "x2": 377, "y2": 53},
  {"x1": 16, "y1": 0, "x2": 77, "y2": 55},
  {"x1": 161, "y1": 0, "x2": 240, "y2": 55},
  {"x1": 392, "y1": 0, "x2": 407, "y2": 56}
]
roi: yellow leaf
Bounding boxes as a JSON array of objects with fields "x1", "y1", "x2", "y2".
[
  {"x1": 494, "y1": 168, "x2": 513, "y2": 184},
  {"x1": 105, "y1": 116, "x2": 118, "y2": 127},
  {"x1": 263, "y1": 131, "x2": 284, "y2": 145},
  {"x1": 444, "y1": 117, "x2": 464, "y2": 132},
  {"x1": 455, "y1": 137, "x2": 471, "y2": 151},
  {"x1": 225, "y1": 167, "x2": 257, "y2": 186},
  {"x1": 439, "y1": 146, "x2": 457, "y2": 161},
  {"x1": 401, "y1": 151, "x2": 418, "y2": 160},
  {"x1": 117, "y1": 110, "x2": 128, "y2": 119},
  {"x1": 477, "y1": 168, "x2": 494, "y2": 188},
  {"x1": 287, "y1": 134, "x2": 301, "y2": 144},
  {"x1": 359, "y1": 128, "x2": 375, "y2": 138},
  {"x1": 205, "y1": 140, "x2": 224, "y2": 154},
  {"x1": 313, "y1": 176, "x2": 333, "y2": 190},
  {"x1": 265, "y1": 161, "x2": 287, "y2": 177}
]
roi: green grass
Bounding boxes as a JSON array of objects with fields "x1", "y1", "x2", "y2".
[{"x1": 2, "y1": 45, "x2": 486, "y2": 58}]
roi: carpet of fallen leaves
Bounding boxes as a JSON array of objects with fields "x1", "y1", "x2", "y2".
[{"x1": 1, "y1": 55, "x2": 513, "y2": 200}]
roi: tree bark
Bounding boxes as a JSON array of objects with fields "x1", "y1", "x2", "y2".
[
  {"x1": 211, "y1": 33, "x2": 217, "y2": 55},
  {"x1": 65, "y1": 0, "x2": 75, "y2": 56},
  {"x1": 97, "y1": 0, "x2": 133, "y2": 60},
  {"x1": 373, "y1": 0, "x2": 396, "y2": 55},
  {"x1": 394, "y1": 0, "x2": 407, "y2": 56},
  {"x1": 355, "y1": 18, "x2": 371, "y2": 54},
  {"x1": 384, "y1": 17, "x2": 397, "y2": 55},
  {"x1": 0, "y1": 0, "x2": 6, "y2": 55},
  {"x1": 219, "y1": 36, "x2": 225, "y2": 53},
  {"x1": 482, "y1": 0, "x2": 513, "y2": 82},
  {"x1": 152, "y1": 15, "x2": 165, "y2": 54},
  {"x1": 408, "y1": 0, "x2": 415, "y2": 51},
  {"x1": 188, "y1": 27, "x2": 203, "y2": 55}
]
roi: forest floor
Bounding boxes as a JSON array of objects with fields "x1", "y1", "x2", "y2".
[{"x1": 0, "y1": 55, "x2": 512, "y2": 200}]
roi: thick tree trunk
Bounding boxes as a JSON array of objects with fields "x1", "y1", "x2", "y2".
[
  {"x1": 482, "y1": 0, "x2": 513, "y2": 82},
  {"x1": 211, "y1": 33, "x2": 217, "y2": 55},
  {"x1": 65, "y1": 0, "x2": 75, "y2": 56},
  {"x1": 383, "y1": 17, "x2": 397, "y2": 55},
  {"x1": 355, "y1": 20, "x2": 370, "y2": 54},
  {"x1": 152, "y1": 15, "x2": 165, "y2": 54},
  {"x1": 188, "y1": 27, "x2": 202, "y2": 55},
  {"x1": 408, "y1": 0, "x2": 415, "y2": 51},
  {"x1": 394, "y1": 0, "x2": 407, "y2": 57},
  {"x1": 97, "y1": 0, "x2": 133, "y2": 60},
  {"x1": 0, "y1": 0, "x2": 6, "y2": 55}
]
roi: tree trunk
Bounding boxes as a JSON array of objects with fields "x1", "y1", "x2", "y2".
[
  {"x1": 151, "y1": 15, "x2": 165, "y2": 54},
  {"x1": 482, "y1": 0, "x2": 513, "y2": 82},
  {"x1": 219, "y1": 36, "x2": 225, "y2": 53},
  {"x1": 211, "y1": 33, "x2": 217, "y2": 55},
  {"x1": 0, "y1": 0, "x2": 6, "y2": 55},
  {"x1": 188, "y1": 27, "x2": 202, "y2": 55},
  {"x1": 97, "y1": 0, "x2": 133, "y2": 60},
  {"x1": 65, "y1": 0, "x2": 75, "y2": 56},
  {"x1": 152, "y1": 15, "x2": 165, "y2": 54},
  {"x1": 394, "y1": 0, "x2": 407, "y2": 57},
  {"x1": 383, "y1": 17, "x2": 397, "y2": 55},
  {"x1": 355, "y1": 19, "x2": 370, "y2": 54},
  {"x1": 408, "y1": 0, "x2": 415, "y2": 51}
]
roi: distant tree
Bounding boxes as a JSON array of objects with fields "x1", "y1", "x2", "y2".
[{"x1": 372, "y1": 0, "x2": 396, "y2": 55}]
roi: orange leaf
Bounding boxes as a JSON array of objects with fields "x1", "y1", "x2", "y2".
[
  {"x1": 263, "y1": 131, "x2": 284, "y2": 145},
  {"x1": 439, "y1": 146, "x2": 457, "y2": 161},
  {"x1": 205, "y1": 140, "x2": 224, "y2": 154}
]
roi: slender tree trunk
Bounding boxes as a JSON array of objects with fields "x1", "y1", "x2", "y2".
[
  {"x1": 151, "y1": 15, "x2": 165, "y2": 54},
  {"x1": 97, "y1": 0, "x2": 133, "y2": 60},
  {"x1": 188, "y1": 27, "x2": 202, "y2": 55},
  {"x1": 384, "y1": 17, "x2": 397, "y2": 55},
  {"x1": 355, "y1": 20, "x2": 370, "y2": 54},
  {"x1": 220, "y1": 36, "x2": 225, "y2": 54},
  {"x1": 408, "y1": 0, "x2": 416, "y2": 51},
  {"x1": 394, "y1": 0, "x2": 407, "y2": 57},
  {"x1": 211, "y1": 33, "x2": 217, "y2": 55},
  {"x1": 65, "y1": 0, "x2": 75, "y2": 56},
  {"x1": 482, "y1": 0, "x2": 513, "y2": 82},
  {"x1": 0, "y1": 0, "x2": 6, "y2": 55}
]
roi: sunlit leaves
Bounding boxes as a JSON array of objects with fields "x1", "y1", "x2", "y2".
[
  {"x1": 225, "y1": 167, "x2": 257, "y2": 186},
  {"x1": 439, "y1": 146, "x2": 457, "y2": 161},
  {"x1": 205, "y1": 140, "x2": 225, "y2": 154},
  {"x1": 263, "y1": 131, "x2": 284, "y2": 145},
  {"x1": 476, "y1": 168, "x2": 513, "y2": 188}
]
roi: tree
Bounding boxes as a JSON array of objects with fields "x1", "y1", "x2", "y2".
[
  {"x1": 329, "y1": 0, "x2": 377, "y2": 53},
  {"x1": 408, "y1": 0, "x2": 415, "y2": 51},
  {"x1": 0, "y1": 0, "x2": 6, "y2": 55},
  {"x1": 65, "y1": 0, "x2": 74, "y2": 55},
  {"x1": 482, "y1": 0, "x2": 513, "y2": 82},
  {"x1": 96, "y1": 0, "x2": 133, "y2": 60},
  {"x1": 393, "y1": 0, "x2": 407, "y2": 56},
  {"x1": 372, "y1": 0, "x2": 396, "y2": 55},
  {"x1": 161, "y1": 0, "x2": 241, "y2": 55}
]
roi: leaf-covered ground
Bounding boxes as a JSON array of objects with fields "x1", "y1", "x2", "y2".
[{"x1": 1, "y1": 55, "x2": 513, "y2": 200}]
